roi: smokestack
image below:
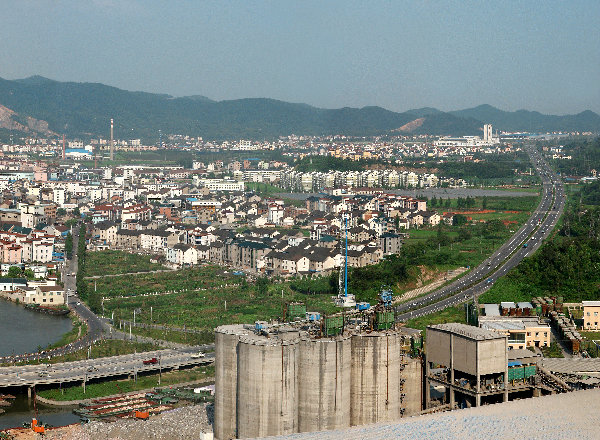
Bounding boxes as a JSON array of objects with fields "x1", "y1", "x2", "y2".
[
  {"x1": 110, "y1": 118, "x2": 114, "y2": 161},
  {"x1": 62, "y1": 134, "x2": 65, "y2": 160}
]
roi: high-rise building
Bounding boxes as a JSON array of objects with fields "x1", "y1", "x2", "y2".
[{"x1": 483, "y1": 124, "x2": 493, "y2": 142}]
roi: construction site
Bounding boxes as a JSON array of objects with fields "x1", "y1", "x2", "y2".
[{"x1": 214, "y1": 295, "x2": 424, "y2": 440}]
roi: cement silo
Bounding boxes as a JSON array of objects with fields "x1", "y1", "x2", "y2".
[
  {"x1": 214, "y1": 325, "x2": 248, "y2": 440},
  {"x1": 298, "y1": 335, "x2": 352, "y2": 432},
  {"x1": 236, "y1": 329, "x2": 300, "y2": 439},
  {"x1": 401, "y1": 356, "x2": 423, "y2": 416},
  {"x1": 350, "y1": 331, "x2": 405, "y2": 425}
]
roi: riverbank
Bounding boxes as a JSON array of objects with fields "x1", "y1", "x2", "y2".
[
  {"x1": 37, "y1": 366, "x2": 214, "y2": 402},
  {"x1": 35, "y1": 377, "x2": 213, "y2": 406},
  {"x1": 2, "y1": 403, "x2": 213, "y2": 440}
]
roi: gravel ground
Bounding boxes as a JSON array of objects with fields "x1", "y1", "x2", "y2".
[
  {"x1": 265, "y1": 388, "x2": 600, "y2": 440},
  {"x1": 3, "y1": 404, "x2": 213, "y2": 440},
  {"x1": 5, "y1": 389, "x2": 599, "y2": 439}
]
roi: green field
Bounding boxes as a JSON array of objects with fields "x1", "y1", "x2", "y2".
[
  {"x1": 403, "y1": 305, "x2": 467, "y2": 340},
  {"x1": 85, "y1": 250, "x2": 166, "y2": 277},
  {"x1": 37, "y1": 365, "x2": 214, "y2": 401},
  {"x1": 91, "y1": 265, "x2": 342, "y2": 342}
]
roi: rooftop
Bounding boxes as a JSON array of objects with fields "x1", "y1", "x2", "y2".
[{"x1": 428, "y1": 323, "x2": 506, "y2": 341}]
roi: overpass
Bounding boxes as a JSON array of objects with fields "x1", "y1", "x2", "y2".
[{"x1": 0, "y1": 347, "x2": 213, "y2": 389}]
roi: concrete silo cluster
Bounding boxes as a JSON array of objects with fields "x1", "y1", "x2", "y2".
[{"x1": 214, "y1": 318, "x2": 423, "y2": 439}]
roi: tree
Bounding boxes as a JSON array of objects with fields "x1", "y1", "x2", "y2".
[
  {"x1": 256, "y1": 277, "x2": 270, "y2": 296},
  {"x1": 57, "y1": 208, "x2": 67, "y2": 216},
  {"x1": 482, "y1": 196, "x2": 488, "y2": 210},
  {"x1": 24, "y1": 269, "x2": 35, "y2": 280},
  {"x1": 7, "y1": 266, "x2": 22, "y2": 278},
  {"x1": 73, "y1": 207, "x2": 81, "y2": 217},
  {"x1": 453, "y1": 214, "x2": 468, "y2": 226},
  {"x1": 65, "y1": 232, "x2": 73, "y2": 257}
]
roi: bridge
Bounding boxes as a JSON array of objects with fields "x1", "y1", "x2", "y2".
[{"x1": 0, "y1": 347, "x2": 213, "y2": 389}]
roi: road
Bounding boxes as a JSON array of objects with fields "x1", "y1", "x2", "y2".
[
  {"x1": 0, "y1": 347, "x2": 214, "y2": 388},
  {"x1": 396, "y1": 144, "x2": 566, "y2": 321}
]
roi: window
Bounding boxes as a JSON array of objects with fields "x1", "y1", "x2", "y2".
[
  {"x1": 595, "y1": 312, "x2": 598, "y2": 316},
  {"x1": 588, "y1": 312, "x2": 591, "y2": 316}
]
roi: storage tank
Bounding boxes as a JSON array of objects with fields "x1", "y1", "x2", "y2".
[
  {"x1": 298, "y1": 335, "x2": 351, "y2": 432},
  {"x1": 350, "y1": 331, "x2": 405, "y2": 426},
  {"x1": 236, "y1": 330, "x2": 300, "y2": 439},
  {"x1": 214, "y1": 325, "x2": 248, "y2": 440}
]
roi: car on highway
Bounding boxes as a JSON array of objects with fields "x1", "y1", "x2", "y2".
[
  {"x1": 191, "y1": 352, "x2": 205, "y2": 359},
  {"x1": 143, "y1": 358, "x2": 158, "y2": 365}
]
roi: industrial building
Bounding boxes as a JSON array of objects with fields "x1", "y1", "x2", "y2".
[
  {"x1": 214, "y1": 316, "x2": 423, "y2": 439},
  {"x1": 425, "y1": 323, "x2": 542, "y2": 409}
]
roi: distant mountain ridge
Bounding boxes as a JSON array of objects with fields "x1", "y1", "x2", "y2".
[{"x1": 0, "y1": 76, "x2": 598, "y2": 140}]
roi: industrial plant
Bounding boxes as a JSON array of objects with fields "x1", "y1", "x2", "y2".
[{"x1": 214, "y1": 297, "x2": 424, "y2": 440}]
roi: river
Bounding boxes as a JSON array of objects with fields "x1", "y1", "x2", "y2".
[
  {"x1": 0, "y1": 299, "x2": 76, "y2": 429},
  {"x1": 0, "y1": 300, "x2": 73, "y2": 357}
]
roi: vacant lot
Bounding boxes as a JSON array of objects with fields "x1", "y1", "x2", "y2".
[
  {"x1": 94, "y1": 265, "x2": 342, "y2": 342},
  {"x1": 85, "y1": 250, "x2": 166, "y2": 277}
]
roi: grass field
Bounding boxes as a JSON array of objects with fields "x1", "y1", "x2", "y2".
[
  {"x1": 46, "y1": 315, "x2": 87, "y2": 351},
  {"x1": 403, "y1": 305, "x2": 467, "y2": 340},
  {"x1": 37, "y1": 365, "x2": 214, "y2": 401},
  {"x1": 126, "y1": 327, "x2": 214, "y2": 346},
  {"x1": 85, "y1": 250, "x2": 166, "y2": 277},
  {"x1": 92, "y1": 265, "x2": 342, "y2": 342}
]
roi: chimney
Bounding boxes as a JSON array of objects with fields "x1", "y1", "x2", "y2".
[{"x1": 110, "y1": 118, "x2": 114, "y2": 161}]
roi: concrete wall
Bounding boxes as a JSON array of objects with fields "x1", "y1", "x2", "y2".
[
  {"x1": 214, "y1": 328, "x2": 243, "y2": 440},
  {"x1": 478, "y1": 338, "x2": 507, "y2": 375},
  {"x1": 236, "y1": 337, "x2": 299, "y2": 439},
  {"x1": 402, "y1": 356, "x2": 423, "y2": 416},
  {"x1": 453, "y1": 335, "x2": 477, "y2": 376},
  {"x1": 298, "y1": 336, "x2": 352, "y2": 432},
  {"x1": 425, "y1": 328, "x2": 451, "y2": 367},
  {"x1": 350, "y1": 332, "x2": 404, "y2": 426}
]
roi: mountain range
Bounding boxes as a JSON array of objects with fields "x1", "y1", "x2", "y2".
[{"x1": 0, "y1": 76, "x2": 598, "y2": 141}]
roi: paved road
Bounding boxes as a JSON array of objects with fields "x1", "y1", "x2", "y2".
[
  {"x1": 0, "y1": 347, "x2": 213, "y2": 388},
  {"x1": 396, "y1": 144, "x2": 565, "y2": 321}
]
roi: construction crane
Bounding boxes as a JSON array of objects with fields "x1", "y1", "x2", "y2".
[{"x1": 335, "y1": 212, "x2": 356, "y2": 308}]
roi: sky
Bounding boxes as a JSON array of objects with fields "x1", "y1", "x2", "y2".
[{"x1": 0, "y1": 0, "x2": 599, "y2": 114}]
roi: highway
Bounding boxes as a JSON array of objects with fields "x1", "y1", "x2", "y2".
[
  {"x1": 396, "y1": 144, "x2": 566, "y2": 321},
  {"x1": 0, "y1": 347, "x2": 214, "y2": 388}
]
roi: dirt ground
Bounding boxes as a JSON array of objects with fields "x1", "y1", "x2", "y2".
[{"x1": 2, "y1": 404, "x2": 213, "y2": 440}]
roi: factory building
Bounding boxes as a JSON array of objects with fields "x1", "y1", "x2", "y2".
[
  {"x1": 426, "y1": 323, "x2": 541, "y2": 410},
  {"x1": 214, "y1": 320, "x2": 423, "y2": 439}
]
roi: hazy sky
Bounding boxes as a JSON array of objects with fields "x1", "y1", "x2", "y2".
[{"x1": 1, "y1": 1, "x2": 599, "y2": 114}]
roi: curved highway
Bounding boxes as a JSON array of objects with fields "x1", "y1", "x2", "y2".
[{"x1": 396, "y1": 144, "x2": 565, "y2": 321}]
